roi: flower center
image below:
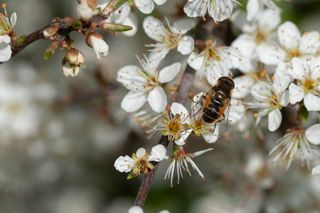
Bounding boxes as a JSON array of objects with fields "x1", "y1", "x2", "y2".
[
  {"x1": 207, "y1": 47, "x2": 221, "y2": 61},
  {"x1": 166, "y1": 33, "x2": 179, "y2": 49},
  {"x1": 191, "y1": 119, "x2": 205, "y2": 135},
  {"x1": 302, "y1": 78, "x2": 316, "y2": 92},
  {"x1": 167, "y1": 115, "x2": 183, "y2": 135},
  {"x1": 255, "y1": 31, "x2": 266, "y2": 44},
  {"x1": 268, "y1": 94, "x2": 280, "y2": 109},
  {"x1": 145, "y1": 75, "x2": 158, "y2": 90},
  {"x1": 288, "y1": 49, "x2": 301, "y2": 59},
  {"x1": 7, "y1": 101, "x2": 22, "y2": 114},
  {"x1": 252, "y1": 69, "x2": 267, "y2": 80}
]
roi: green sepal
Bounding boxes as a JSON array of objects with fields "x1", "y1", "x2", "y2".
[
  {"x1": 103, "y1": 23, "x2": 132, "y2": 32},
  {"x1": 298, "y1": 105, "x2": 309, "y2": 122}
]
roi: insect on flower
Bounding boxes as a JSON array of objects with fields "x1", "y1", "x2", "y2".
[{"x1": 197, "y1": 76, "x2": 235, "y2": 124}]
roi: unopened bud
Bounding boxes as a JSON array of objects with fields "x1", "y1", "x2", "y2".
[
  {"x1": 77, "y1": 0, "x2": 97, "y2": 21},
  {"x1": 43, "y1": 26, "x2": 59, "y2": 39},
  {"x1": 65, "y1": 48, "x2": 85, "y2": 66},
  {"x1": 62, "y1": 48, "x2": 85, "y2": 77},
  {"x1": 102, "y1": 22, "x2": 132, "y2": 32},
  {"x1": 86, "y1": 32, "x2": 109, "y2": 59},
  {"x1": 44, "y1": 41, "x2": 59, "y2": 60}
]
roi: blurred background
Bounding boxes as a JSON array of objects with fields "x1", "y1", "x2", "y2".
[{"x1": 1, "y1": 0, "x2": 320, "y2": 212}]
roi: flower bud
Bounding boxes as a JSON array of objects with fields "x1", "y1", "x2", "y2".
[
  {"x1": 102, "y1": 22, "x2": 132, "y2": 32},
  {"x1": 44, "y1": 41, "x2": 59, "y2": 60},
  {"x1": 65, "y1": 48, "x2": 84, "y2": 65},
  {"x1": 86, "y1": 32, "x2": 109, "y2": 59},
  {"x1": 43, "y1": 26, "x2": 59, "y2": 39},
  {"x1": 77, "y1": 0, "x2": 96, "y2": 21},
  {"x1": 62, "y1": 48, "x2": 85, "y2": 77}
]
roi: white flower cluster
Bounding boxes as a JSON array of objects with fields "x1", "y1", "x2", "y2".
[
  {"x1": 114, "y1": 0, "x2": 320, "y2": 188},
  {"x1": 0, "y1": 4, "x2": 17, "y2": 62}
]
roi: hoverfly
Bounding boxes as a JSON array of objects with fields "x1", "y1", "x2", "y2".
[{"x1": 195, "y1": 76, "x2": 235, "y2": 124}]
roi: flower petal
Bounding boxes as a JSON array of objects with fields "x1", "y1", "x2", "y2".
[
  {"x1": 187, "y1": 52, "x2": 205, "y2": 70},
  {"x1": 273, "y1": 63, "x2": 292, "y2": 94},
  {"x1": 183, "y1": 0, "x2": 207, "y2": 18},
  {"x1": 154, "y1": 0, "x2": 167, "y2": 5},
  {"x1": 232, "y1": 75, "x2": 254, "y2": 99},
  {"x1": 158, "y1": 63, "x2": 181, "y2": 83},
  {"x1": 128, "y1": 206, "x2": 144, "y2": 213},
  {"x1": 208, "y1": 0, "x2": 234, "y2": 22},
  {"x1": 136, "y1": 148, "x2": 146, "y2": 158},
  {"x1": 257, "y1": 9, "x2": 280, "y2": 33},
  {"x1": 171, "y1": 102, "x2": 190, "y2": 124},
  {"x1": 246, "y1": 0, "x2": 260, "y2": 21},
  {"x1": 299, "y1": 31, "x2": 320, "y2": 55},
  {"x1": 251, "y1": 81, "x2": 272, "y2": 102},
  {"x1": 147, "y1": 86, "x2": 167, "y2": 112},
  {"x1": 277, "y1": 21, "x2": 301, "y2": 50},
  {"x1": 306, "y1": 124, "x2": 320, "y2": 145},
  {"x1": 10, "y1": 12, "x2": 17, "y2": 28},
  {"x1": 143, "y1": 16, "x2": 167, "y2": 41},
  {"x1": 202, "y1": 124, "x2": 219, "y2": 143},
  {"x1": 257, "y1": 43, "x2": 286, "y2": 65},
  {"x1": 289, "y1": 57, "x2": 306, "y2": 80},
  {"x1": 121, "y1": 92, "x2": 147, "y2": 112},
  {"x1": 117, "y1": 65, "x2": 147, "y2": 92},
  {"x1": 148, "y1": 144, "x2": 167, "y2": 162},
  {"x1": 175, "y1": 129, "x2": 192, "y2": 145},
  {"x1": 90, "y1": 36, "x2": 109, "y2": 59},
  {"x1": 304, "y1": 93, "x2": 320, "y2": 111},
  {"x1": 268, "y1": 109, "x2": 282, "y2": 132},
  {"x1": 114, "y1": 155, "x2": 135, "y2": 173},
  {"x1": 228, "y1": 100, "x2": 245, "y2": 123},
  {"x1": 288, "y1": 83, "x2": 304, "y2": 104},
  {"x1": 171, "y1": 18, "x2": 195, "y2": 34},
  {"x1": 177, "y1": 36, "x2": 194, "y2": 55},
  {"x1": 312, "y1": 164, "x2": 320, "y2": 176},
  {"x1": 134, "y1": 0, "x2": 154, "y2": 14}
]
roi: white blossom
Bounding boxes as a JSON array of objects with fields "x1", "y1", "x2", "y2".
[
  {"x1": 114, "y1": 145, "x2": 167, "y2": 175},
  {"x1": 0, "y1": 6, "x2": 17, "y2": 62},
  {"x1": 247, "y1": 80, "x2": 289, "y2": 132},
  {"x1": 184, "y1": 0, "x2": 236, "y2": 22},
  {"x1": 288, "y1": 57, "x2": 320, "y2": 111},
  {"x1": 0, "y1": 6, "x2": 17, "y2": 35},
  {"x1": 231, "y1": 9, "x2": 281, "y2": 66},
  {"x1": 77, "y1": 0, "x2": 95, "y2": 21},
  {"x1": 270, "y1": 124, "x2": 320, "y2": 169},
  {"x1": 246, "y1": 0, "x2": 280, "y2": 21},
  {"x1": 148, "y1": 144, "x2": 168, "y2": 162},
  {"x1": 134, "y1": 0, "x2": 167, "y2": 14},
  {"x1": 260, "y1": 21, "x2": 320, "y2": 66},
  {"x1": 188, "y1": 41, "x2": 242, "y2": 84},
  {"x1": 99, "y1": 2, "x2": 138, "y2": 37},
  {"x1": 88, "y1": 34, "x2": 109, "y2": 59},
  {"x1": 143, "y1": 16, "x2": 195, "y2": 62},
  {"x1": 114, "y1": 155, "x2": 135, "y2": 173},
  {"x1": 153, "y1": 102, "x2": 192, "y2": 145},
  {"x1": 164, "y1": 147, "x2": 213, "y2": 187},
  {"x1": 0, "y1": 35, "x2": 12, "y2": 62},
  {"x1": 117, "y1": 56, "x2": 181, "y2": 113}
]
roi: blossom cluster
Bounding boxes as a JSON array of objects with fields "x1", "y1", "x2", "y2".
[
  {"x1": 2, "y1": 0, "x2": 320, "y2": 212},
  {"x1": 113, "y1": 0, "x2": 320, "y2": 193}
]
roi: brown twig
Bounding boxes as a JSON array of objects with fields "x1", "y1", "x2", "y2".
[{"x1": 9, "y1": 0, "x2": 121, "y2": 58}]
